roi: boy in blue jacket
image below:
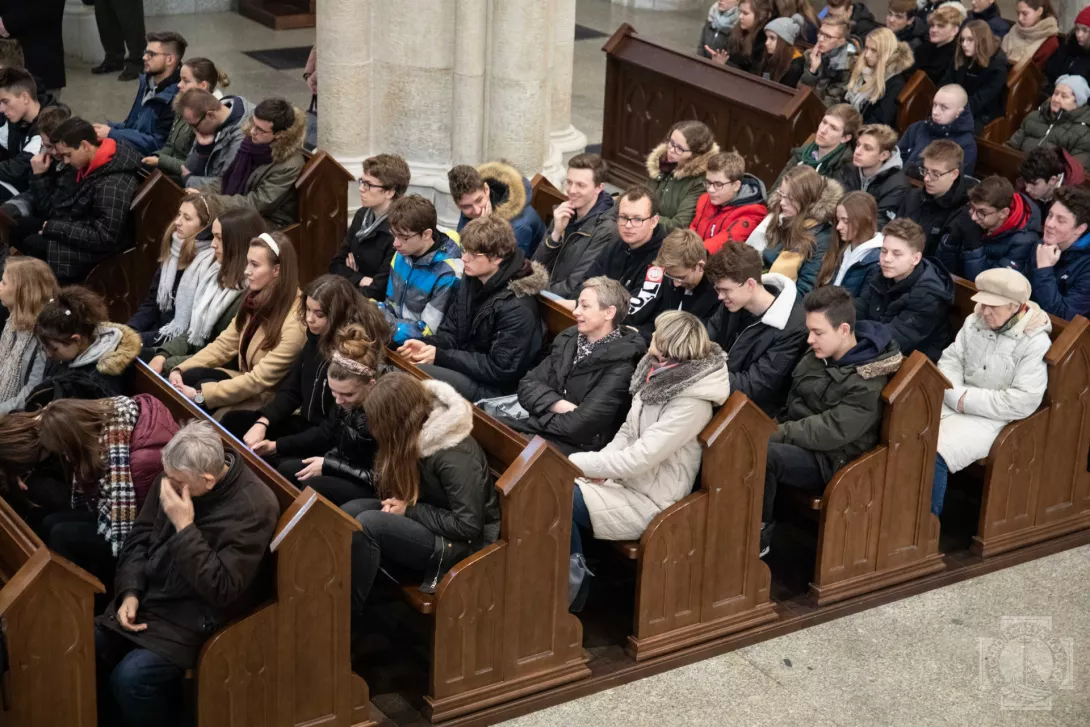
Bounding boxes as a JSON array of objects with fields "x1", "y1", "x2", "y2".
[
  {"x1": 1029, "y1": 186, "x2": 1090, "y2": 321},
  {"x1": 898, "y1": 84, "x2": 978, "y2": 178}
]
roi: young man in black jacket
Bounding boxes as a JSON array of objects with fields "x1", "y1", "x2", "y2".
[
  {"x1": 704, "y1": 243, "x2": 807, "y2": 416},
  {"x1": 0, "y1": 67, "x2": 53, "y2": 203},
  {"x1": 580, "y1": 184, "x2": 667, "y2": 304},
  {"x1": 835, "y1": 124, "x2": 910, "y2": 228},
  {"x1": 896, "y1": 140, "x2": 976, "y2": 257},
  {"x1": 400, "y1": 216, "x2": 547, "y2": 401},
  {"x1": 856, "y1": 218, "x2": 954, "y2": 361},
  {"x1": 886, "y1": 0, "x2": 926, "y2": 52},
  {"x1": 329, "y1": 153, "x2": 410, "y2": 300},
  {"x1": 627, "y1": 229, "x2": 719, "y2": 342}
]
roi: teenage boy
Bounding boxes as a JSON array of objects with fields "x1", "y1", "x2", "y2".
[
  {"x1": 896, "y1": 140, "x2": 976, "y2": 257},
  {"x1": 834, "y1": 123, "x2": 909, "y2": 227},
  {"x1": 939, "y1": 175, "x2": 1039, "y2": 279},
  {"x1": 1028, "y1": 186, "x2": 1090, "y2": 321},
  {"x1": 689, "y1": 150, "x2": 767, "y2": 253},
  {"x1": 628, "y1": 229, "x2": 719, "y2": 342}
]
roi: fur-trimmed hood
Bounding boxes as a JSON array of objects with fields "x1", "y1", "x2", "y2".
[
  {"x1": 72, "y1": 323, "x2": 141, "y2": 376},
  {"x1": 798, "y1": 177, "x2": 844, "y2": 229},
  {"x1": 240, "y1": 105, "x2": 307, "y2": 164},
  {"x1": 839, "y1": 321, "x2": 904, "y2": 380},
  {"x1": 477, "y1": 160, "x2": 531, "y2": 223},
  {"x1": 630, "y1": 345, "x2": 730, "y2": 406},
  {"x1": 645, "y1": 142, "x2": 721, "y2": 181},
  {"x1": 419, "y1": 379, "x2": 475, "y2": 457},
  {"x1": 886, "y1": 41, "x2": 916, "y2": 78},
  {"x1": 506, "y1": 260, "x2": 549, "y2": 298}
]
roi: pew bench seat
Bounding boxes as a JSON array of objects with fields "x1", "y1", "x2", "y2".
[
  {"x1": 611, "y1": 541, "x2": 640, "y2": 560},
  {"x1": 378, "y1": 567, "x2": 438, "y2": 615}
]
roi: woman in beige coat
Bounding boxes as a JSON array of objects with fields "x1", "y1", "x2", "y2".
[{"x1": 169, "y1": 232, "x2": 306, "y2": 417}]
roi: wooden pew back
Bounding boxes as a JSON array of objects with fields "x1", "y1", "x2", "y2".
[
  {"x1": 896, "y1": 71, "x2": 937, "y2": 133},
  {"x1": 291, "y1": 150, "x2": 354, "y2": 287},
  {"x1": 979, "y1": 62, "x2": 1043, "y2": 144},
  {"x1": 530, "y1": 173, "x2": 567, "y2": 229}
]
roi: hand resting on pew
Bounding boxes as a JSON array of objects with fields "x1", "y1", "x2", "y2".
[{"x1": 398, "y1": 338, "x2": 437, "y2": 365}]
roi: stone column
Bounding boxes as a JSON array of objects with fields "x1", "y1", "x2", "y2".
[
  {"x1": 1059, "y1": 1, "x2": 1090, "y2": 29},
  {"x1": 316, "y1": 0, "x2": 373, "y2": 162},
  {"x1": 611, "y1": 0, "x2": 705, "y2": 10},
  {"x1": 62, "y1": 0, "x2": 104, "y2": 65},
  {"x1": 546, "y1": 0, "x2": 587, "y2": 184}
]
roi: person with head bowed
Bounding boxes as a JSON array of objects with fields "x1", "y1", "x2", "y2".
[
  {"x1": 0, "y1": 257, "x2": 58, "y2": 413},
  {"x1": 1008, "y1": 75, "x2": 1090, "y2": 169},
  {"x1": 897, "y1": 140, "x2": 977, "y2": 257},
  {"x1": 968, "y1": 0, "x2": 1010, "y2": 39},
  {"x1": 1018, "y1": 146, "x2": 1084, "y2": 223}
]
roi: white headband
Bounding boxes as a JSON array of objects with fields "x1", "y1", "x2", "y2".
[{"x1": 259, "y1": 232, "x2": 280, "y2": 257}]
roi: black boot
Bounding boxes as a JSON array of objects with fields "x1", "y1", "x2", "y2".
[{"x1": 92, "y1": 60, "x2": 125, "y2": 75}]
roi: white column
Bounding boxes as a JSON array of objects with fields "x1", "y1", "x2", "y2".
[
  {"x1": 1059, "y1": 1, "x2": 1090, "y2": 29},
  {"x1": 547, "y1": 0, "x2": 587, "y2": 184},
  {"x1": 610, "y1": 0, "x2": 705, "y2": 9},
  {"x1": 316, "y1": 0, "x2": 373, "y2": 162}
]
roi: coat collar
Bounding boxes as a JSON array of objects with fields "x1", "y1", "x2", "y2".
[
  {"x1": 645, "y1": 142, "x2": 721, "y2": 180},
  {"x1": 419, "y1": 379, "x2": 475, "y2": 457},
  {"x1": 759, "y1": 273, "x2": 798, "y2": 331}
]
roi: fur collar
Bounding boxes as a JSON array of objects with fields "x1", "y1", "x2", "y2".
[
  {"x1": 419, "y1": 379, "x2": 475, "y2": 457},
  {"x1": 630, "y1": 345, "x2": 728, "y2": 405},
  {"x1": 240, "y1": 106, "x2": 306, "y2": 164},
  {"x1": 855, "y1": 351, "x2": 904, "y2": 380},
  {"x1": 477, "y1": 160, "x2": 528, "y2": 223},
  {"x1": 887, "y1": 41, "x2": 915, "y2": 77},
  {"x1": 803, "y1": 177, "x2": 844, "y2": 228},
  {"x1": 93, "y1": 324, "x2": 141, "y2": 376},
  {"x1": 645, "y1": 142, "x2": 721, "y2": 181},
  {"x1": 506, "y1": 260, "x2": 550, "y2": 298}
]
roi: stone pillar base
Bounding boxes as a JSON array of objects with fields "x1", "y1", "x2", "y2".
[
  {"x1": 543, "y1": 124, "x2": 589, "y2": 186},
  {"x1": 63, "y1": 0, "x2": 104, "y2": 65}
]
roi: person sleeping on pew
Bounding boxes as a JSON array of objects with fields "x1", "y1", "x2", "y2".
[
  {"x1": 938, "y1": 176, "x2": 1040, "y2": 279},
  {"x1": 760, "y1": 286, "x2": 903, "y2": 557},
  {"x1": 0, "y1": 257, "x2": 58, "y2": 413},
  {"x1": 223, "y1": 275, "x2": 391, "y2": 468},
  {"x1": 26, "y1": 286, "x2": 141, "y2": 406},
  {"x1": 500, "y1": 276, "x2": 646, "y2": 455},
  {"x1": 627, "y1": 229, "x2": 720, "y2": 343},
  {"x1": 644, "y1": 120, "x2": 719, "y2": 231},
  {"x1": 126, "y1": 193, "x2": 218, "y2": 347},
  {"x1": 772, "y1": 104, "x2": 861, "y2": 190},
  {"x1": 1008, "y1": 75, "x2": 1090, "y2": 169},
  {"x1": 1027, "y1": 186, "x2": 1090, "y2": 321},
  {"x1": 567, "y1": 311, "x2": 730, "y2": 608},
  {"x1": 277, "y1": 328, "x2": 384, "y2": 505},
  {"x1": 706, "y1": 244, "x2": 807, "y2": 417},
  {"x1": 898, "y1": 84, "x2": 978, "y2": 179},
  {"x1": 168, "y1": 232, "x2": 306, "y2": 417},
  {"x1": 145, "y1": 207, "x2": 264, "y2": 373},
  {"x1": 833, "y1": 124, "x2": 910, "y2": 227},
  {"x1": 398, "y1": 216, "x2": 546, "y2": 403},
  {"x1": 176, "y1": 89, "x2": 256, "y2": 191},
  {"x1": 342, "y1": 372, "x2": 501, "y2": 611},
  {"x1": 689, "y1": 150, "x2": 768, "y2": 254},
  {"x1": 1019, "y1": 146, "x2": 1083, "y2": 222},
  {"x1": 843, "y1": 28, "x2": 914, "y2": 127},
  {"x1": 816, "y1": 191, "x2": 884, "y2": 296},
  {"x1": 942, "y1": 21, "x2": 1008, "y2": 133},
  {"x1": 896, "y1": 140, "x2": 976, "y2": 257},
  {"x1": 703, "y1": 0, "x2": 771, "y2": 77},
  {"x1": 1043, "y1": 9, "x2": 1090, "y2": 99},
  {"x1": 94, "y1": 421, "x2": 279, "y2": 727},
  {"x1": 930, "y1": 268, "x2": 1051, "y2": 516}
]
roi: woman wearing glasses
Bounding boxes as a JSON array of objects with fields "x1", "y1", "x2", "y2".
[{"x1": 644, "y1": 120, "x2": 720, "y2": 232}]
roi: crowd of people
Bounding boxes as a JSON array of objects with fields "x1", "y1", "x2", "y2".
[{"x1": 1, "y1": 2, "x2": 1089, "y2": 724}]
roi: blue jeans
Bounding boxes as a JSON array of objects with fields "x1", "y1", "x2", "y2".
[
  {"x1": 932, "y1": 455, "x2": 949, "y2": 516},
  {"x1": 95, "y1": 627, "x2": 186, "y2": 727},
  {"x1": 571, "y1": 484, "x2": 592, "y2": 556}
]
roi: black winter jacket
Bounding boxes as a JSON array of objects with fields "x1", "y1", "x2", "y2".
[
  {"x1": 1044, "y1": 38, "x2": 1090, "y2": 97},
  {"x1": 939, "y1": 192, "x2": 1040, "y2": 279},
  {"x1": 896, "y1": 174, "x2": 978, "y2": 258},
  {"x1": 914, "y1": 38, "x2": 957, "y2": 86},
  {"x1": 329, "y1": 208, "x2": 395, "y2": 301},
  {"x1": 835, "y1": 150, "x2": 911, "y2": 228},
  {"x1": 27, "y1": 323, "x2": 141, "y2": 408},
  {"x1": 706, "y1": 274, "x2": 807, "y2": 416},
  {"x1": 533, "y1": 190, "x2": 616, "y2": 298},
  {"x1": 895, "y1": 16, "x2": 927, "y2": 53},
  {"x1": 969, "y1": 4, "x2": 1010, "y2": 40},
  {"x1": 512, "y1": 326, "x2": 646, "y2": 453},
  {"x1": 320, "y1": 406, "x2": 377, "y2": 482},
  {"x1": 96, "y1": 454, "x2": 280, "y2": 668},
  {"x1": 586, "y1": 224, "x2": 668, "y2": 298},
  {"x1": 258, "y1": 332, "x2": 336, "y2": 457},
  {"x1": 942, "y1": 50, "x2": 1009, "y2": 129},
  {"x1": 0, "y1": 1, "x2": 66, "y2": 90},
  {"x1": 0, "y1": 93, "x2": 56, "y2": 194},
  {"x1": 628, "y1": 272, "x2": 720, "y2": 343},
  {"x1": 1, "y1": 157, "x2": 75, "y2": 221},
  {"x1": 425, "y1": 250, "x2": 547, "y2": 392},
  {"x1": 855, "y1": 258, "x2": 954, "y2": 361},
  {"x1": 127, "y1": 265, "x2": 184, "y2": 337}
]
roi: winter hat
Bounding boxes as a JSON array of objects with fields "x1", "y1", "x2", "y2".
[
  {"x1": 1057, "y1": 75, "x2": 1090, "y2": 109},
  {"x1": 972, "y1": 268, "x2": 1031, "y2": 308},
  {"x1": 1077, "y1": 6, "x2": 1090, "y2": 29},
  {"x1": 765, "y1": 16, "x2": 800, "y2": 46}
]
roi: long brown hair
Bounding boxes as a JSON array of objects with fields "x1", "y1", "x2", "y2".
[
  {"x1": 3, "y1": 257, "x2": 59, "y2": 331},
  {"x1": 762, "y1": 31, "x2": 800, "y2": 84},
  {"x1": 767, "y1": 166, "x2": 830, "y2": 258},
  {"x1": 955, "y1": 20, "x2": 1000, "y2": 70},
  {"x1": 775, "y1": 0, "x2": 817, "y2": 29},
  {"x1": 817, "y1": 191, "x2": 878, "y2": 287},
  {"x1": 35, "y1": 286, "x2": 108, "y2": 348},
  {"x1": 299, "y1": 275, "x2": 392, "y2": 357},
  {"x1": 38, "y1": 398, "x2": 116, "y2": 489},
  {"x1": 183, "y1": 56, "x2": 230, "y2": 92},
  {"x1": 158, "y1": 192, "x2": 217, "y2": 267},
  {"x1": 0, "y1": 411, "x2": 40, "y2": 493},
  {"x1": 234, "y1": 232, "x2": 299, "y2": 351},
  {"x1": 364, "y1": 373, "x2": 434, "y2": 505},
  {"x1": 728, "y1": 0, "x2": 774, "y2": 61},
  {"x1": 215, "y1": 207, "x2": 265, "y2": 290}
]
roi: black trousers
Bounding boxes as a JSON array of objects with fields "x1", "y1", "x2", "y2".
[
  {"x1": 416, "y1": 364, "x2": 502, "y2": 403},
  {"x1": 344, "y1": 499, "x2": 435, "y2": 613},
  {"x1": 763, "y1": 442, "x2": 830, "y2": 523},
  {"x1": 40, "y1": 510, "x2": 116, "y2": 609},
  {"x1": 276, "y1": 459, "x2": 377, "y2": 506},
  {"x1": 95, "y1": 0, "x2": 147, "y2": 67}
]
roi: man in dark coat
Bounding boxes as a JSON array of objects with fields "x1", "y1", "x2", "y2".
[
  {"x1": 506, "y1": 276, "x2": 646, "y2": 454},
  {"x1": 1028, "y1": 186, "x2": 1090, "y2": 321},
  {"x1": 705, "y1": 243, "x2": 807, "y2": 417},
  {"x1": 886, "y1": 0, "x2": 926, "y2": 52},
  {"x1": 856, "y1": 219, "x2": 954, "y2": 361},
  {"x1": 0, "y1": 67, "x2": 55, "y2": 202},
  {"x1": 968, "y1": 0, "x2": 1010, "y2": 39},
  {"x1": 896, "y1": 139, "x2": 976, "y2": 258},
  {"x1": 939, "y1": 175, "x2": 1040, "y2": 279},
  {"x1": 533, "y1": 153, "x2": 616, "y2": 298},
  {"x1": 400, "y1": 216, "x2": 548, "y2": 401},
  {"x1": 627, "y1": 228, "x2": 719, "y2": 343},
  {"x1": 583, "y1": 184, "x2": 667, "y2": 303},
  {"x1": 95, "y1": 422, "x2": 279, "y2": 726},
  {"x1": 835, "y1": 124, "x2": 910, "y2": 228},
  {"x1": 898, "y1": 85, "x2": 978, "y2": 177},
  {"x1": 0, "y1": 0, "x2": 66, "y2": 90},
  {"x1": 91, "y1": 0, "x2": 146, "y2": 80}
]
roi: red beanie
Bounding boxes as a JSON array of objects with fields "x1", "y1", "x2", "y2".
[{"x1": 1079, "y1": 6, "x2": 1090, "y2": 28}]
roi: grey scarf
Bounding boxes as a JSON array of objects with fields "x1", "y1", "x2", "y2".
[
  {"x1": 0, "y1": 322, "x2": 36, "y2": 404},
  {"x1": 630, "y1": 345, "x2": 728, "y2": 405},
  {"x1": 708, "y1": 2, "x2": 739, "y2": 32},
  {"x1": 187, "y1": 249, "x2": 247, "y2": 346},
  {"x1": 158, "y1": 247, "x2": 219, "y2": 342},
  {"x1": 156, "y1": 233, "x2": 211, "y2": 313},
  {"x1": 355, "y1": 208, "x2": 388, "y2": 241}
]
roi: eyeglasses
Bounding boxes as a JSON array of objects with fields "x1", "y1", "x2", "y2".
[
  {"x1": 619, "y1": 215, "x2": 653, "y2": 227},
  {"x1": 142, "y1": 49, "x2": 170, "y2": 59},
  {"x1": 357, "y1": 179, "x2": 390, "y2": 192},
  {"x1": 392, "y1": 231, "x2": 421, "y2": 243},
  {"x1": 817, "y1": 30, "x2": 842, "y2": 42},
  {"x1": 968, "y1": 205, "x2": 998, "y2": 221},
  {"x1": 918, "y1": 165, "x2": 957, "y2": 181},
  {"x1": 666, "y1": 139, "x2": 690, "y2": 155},
  {"x1": 462, "y1": 250, "x2": 494, "y2": 262},
  {"x1": 704, "y1": 179, "x2": 733, "y2": 191}
]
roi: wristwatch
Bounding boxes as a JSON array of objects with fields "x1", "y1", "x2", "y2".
[{"x1": 195, "y1": 391, "x2": 205, "y2": 405}]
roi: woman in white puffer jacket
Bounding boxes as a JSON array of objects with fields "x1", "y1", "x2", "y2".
[{"x1": 932, "y1": 268, "x2": 1052, "y2": 516}]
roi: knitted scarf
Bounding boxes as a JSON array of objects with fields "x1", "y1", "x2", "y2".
[
  {"x1": 156, "y1": 232, "x2": 212, "y2": 319},
  {"x1": 221, "y1": 137, "x2": 273, "y2": 196},
  {"x1": 708, "y1": 2, "x2": 740, "y2": 32},
  {"x1": 70, "y1": 396, "x2": 140, "y2": 556},
  {"x1": 1001, "y1": 17, "x2": 1059, "y2": 67},
  {"x1": 157, "y1": 247, "x2": 243, "y2": 346},
  {"x1": 0, "y1": 322, "x2": 36, "y2": 404}
]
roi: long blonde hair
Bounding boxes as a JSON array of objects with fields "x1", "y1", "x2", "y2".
[
  {"x1": 847, "y1": 28, "x2": 904, "y2": 104},
  {"x1": 2, "y1": 257, "x2": 59, "y2": 331},
  {"x1": 158, "y1": 192, "x2": 217, "y2": 267}
]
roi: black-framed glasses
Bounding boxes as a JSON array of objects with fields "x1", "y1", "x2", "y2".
[
  {"x1": 704, "y1": 179, "x2": 732, "y2": 191},
  {"x1": 392, "y1": 231, "x2": 421, "y2": 243},
  {"x1": 968, "y1": 205, "x2": 998, "y2": 221},
  {"x1": 666, "y1": 139, "x2": 690, "y2": 154},
  {"x1": 917, "y1": 165, "x2": 956, "y2": 181},
  {"x1": 142, "y1": 49, "x2": 170, "y2": 58},
  {"x1": 619, "y1": 215, "x2": 652, "y2": 227},
  {"x1": 357, "y1": 179, "x2": 390, "y2": 192}
]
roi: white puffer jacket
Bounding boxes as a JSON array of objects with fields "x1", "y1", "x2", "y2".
[
  {"x1": 936, "y1": 304, "x2": 1052, "y2": 473},
  {"x1": 569, "y1": 347, "x2": 731, "y2": 541}
]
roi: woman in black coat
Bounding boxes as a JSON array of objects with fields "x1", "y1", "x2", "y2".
[
  {"x1": 943, "y1": 20, "x2": 1009, "y2": 133},
  {"x1": 1043, "y1": 23, "x2": 1090, "y2": 99},
  {"x1": 0, "y1": 1, "x2": 66, "y2": 90}
]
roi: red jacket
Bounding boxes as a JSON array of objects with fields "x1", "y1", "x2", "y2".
[
  {"x1": 689, "y1": 176, "x2": 768, "y2": 254},
  {"x1": 130, "y1": 393, "x2": 180, "y2": 507}
]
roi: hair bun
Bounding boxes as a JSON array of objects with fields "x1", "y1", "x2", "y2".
[
  {"x1": 335, "y1": 323, "x2": 378, "y2": 360},
  {"x1": 218, "y1": 70, "x2": 231, "y2": 88}
]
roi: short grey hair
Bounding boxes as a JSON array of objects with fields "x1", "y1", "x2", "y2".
[
  {"x1": 581, "y1": 276, "x2": 630, "y2": 327},
  {"x1": 161, "y1": 420, "x2": 225, "y2": 476}
]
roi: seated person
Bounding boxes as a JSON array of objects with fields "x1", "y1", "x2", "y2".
[
  {"x1": 774, "y1": 104, "x2": 861, "y2": 188},
  {"x1": 581, "y1": 185, "x2": 668, "y2": 302},
  {"x1": 777, "y1": 0, "x2": 819, "y2": 44},
  {"x1": 1001, "y1": 0, "x2": 1060, "y2": 71},
  {"x1": 28, "y1": 287, "x2": 140, "y2": 406},
  {"x1": 1008, "y1": 75, "x2": 1090, "y2": 169},
  {"x1": 932, "y1": 268, "x2": 1051, "y2": 516},
  {"x1": 823, "y1": 0, "x2": 880, "y2": 44},
  {"x1": 699, "y1": 0, "x2": 741, "y2": 59},
  {"x1": 885, "y1": 0, "x2": 926, "y2": 52},
  {"x1": 817, "y1": 190, "x2": 884, "y2": 296},
  {"x1": 969, "y1": 0, "x2": 1010, "y2": 39},
  {"x1": 329, "y1": 154, "x2": 409, "y2": 300},
  {"x1": 800, "y1": 17, "x2": 857, "y2": 107},
  {"x1": 146, "y1": 207, "x2": 264, "y2": 371},
  {"x1": 628, "y1": 229, "x2": 720, "y2": 342},
  {"x1": 645, "y1": 120, "x2": 719, "y2": 231},
  {"x1": 704, "y1": 0, "x2": 771, "y2": 74},
  {"x1": 141, "y1": 57, "x2": 229, "y2": 185},
  {"x1": 1019, "y1": 146, "x2": 1082, "y2": 221},
  {"x1": 93, "y1": 32, "x2": 186, "y2": 157},
  {"x1": 126, "y1": 193, "x2": 217, "y2": 346},
  {"x1": 0, "y1": 67, "x2": 54, "y2": 202},
  {"x1": 169, "y1": 233, "x2": 307, "y2": 416},
  {"x1": 449, "y1": 161, "x2": 545, "y2": 256},
  {"x1": 834, "y1": 123, "x2": 909, "y2": 227},
  {"x1": 856, "y1": 218, "x2": 954, "y2": 361},
  {"x1": 190, "y1": 98, "x2": 306, "y2": 230},
  {"x1": 177, "y1": 88, "x2": 255, "y2": 189},
  {"x1": 0, "y1": 103, "x2": 72, "y2": 235},
  {"x1": 942, "y1": 20, "x2": 1009, "y2": 132},
  {"x1": 94, "y1": 421, "x2": 279, "y2": 727},
  {"x1": 378, "y1": 195, "x2": 464, "y2": 346},
  {"x1": 756, "y1": 17, "x2": 806, "y2": 88},
  {"x1": 534, "y1": 153, "x2": 616, "y2": 298},
  {"x1": 843, "y1": 28, "x2": 914, "y2": 127},
  {"x1": 344, "y1": 373, "x2": 500, "y2": 611},
  {"x1": 897, "y1": 140, "x2": 976, "y2": 257},
  {"x1": 1044, "y1": 9, "x2": 1090, "y2": 98},
  {"x1": 1028, "y1": 186, "x2": 1090, "y2": 320},
  {"x1": 761, "y1": 286, "x2": 903, "y2": 555},
  {"x1": 939, "y1": 175, "x2": 1040, "y2": 279},
  {"x1": 898, "y1": 84, "x2": 978, "y2": 179},
  {"x1": 689, "y1": 150, "x2": 767, "y2": 254},
  {"x1": 747, "y1": 166, "x2": 842, "y2": 294},
  {"x1": 705, "y1": 243, "x2": 807, "y2": 416},
  {"x1": 914, "y1": 4, "x2": 964, "y2": 85},
  {"x1": 506, "y1": 276, "x2": 646, "y2": 454},
  {"x1": 16, "y1": 117, "x2": 142, "y2": 284},
  {"x1": 0, "y1": 257, "x2": 58, "y2": 414},
  {"x1": 568, "y1": 311, "x2": 730, "y2": 601},
  {"x1": 399, "y1": 217, "x2": 546, "y2": 401}
]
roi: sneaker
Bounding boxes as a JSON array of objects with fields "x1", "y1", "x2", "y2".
[
  {"x1": 91, "y1": 60, "x2": 125, "y2": 75},
  {"x1": 759, "y1": 521, "x2": 775, "y2": 558},
  {"x1": 117, "y1": 67, "x2": 142, "y2": 82}
]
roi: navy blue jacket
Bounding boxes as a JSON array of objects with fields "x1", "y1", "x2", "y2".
[
  {"x1": 969, "y1": 5, "x2": 1010, "y2": 39},
  {"x1": 108, "y1": 71, "x2": 181, "y2": 156},
  {"x1": 855, "y1": 258, "x2": 955, "y2": 362},
  {"x1": 940, "y1": 193, "x2": 1040, "y2": 279},
  {"x1": 898, "y1": 107, "x2": 978, "y2": 178},
  {"x1": 1028, "y1": 233, "x2": 1090, "y2": 321},
  {"x1": 456, "y1": 163, "x2": 547, "y2": 257}
]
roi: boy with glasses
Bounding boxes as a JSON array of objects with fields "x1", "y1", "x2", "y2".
[
  {"x1": 175, "y1": 88, "x2": 255, "y2": 190},
  {"x1": 800, "y1": 18, "x2": 856, "y2": 108},
  {"x1": 689, "y1": 150, "x2": 767, "y2": 253},
  {"x1": 939, "y1": 175, "x2": 1040, "y2": 279},
  {"x1": 896, "y1": 140, "x2": 976, "y2": 257},
  {"x1": 627, "y1": 229, "x2": 719, "y2": 342}
]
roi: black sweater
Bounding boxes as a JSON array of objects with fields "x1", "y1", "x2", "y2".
[{"x1": 258, "y1": 332, "x2": 335, "y2": 457}]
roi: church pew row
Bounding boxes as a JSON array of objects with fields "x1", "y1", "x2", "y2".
[
  {"x1": 0, "y1": 494, "x2": 103, "y2": 727},
  {"x1": 978, "y1": 61, "x2": 1044, "y2": 145},
  {"x1": 128, "y1": 361, "x2": 376, "y2": 727},
  {"x1": 895, "y1": 71, "x2": 935, "y2": 134}
]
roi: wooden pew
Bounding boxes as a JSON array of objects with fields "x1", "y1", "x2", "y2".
[
  {"x1": 0, "y1": 494, "x2": 103, "y2": 727},
  {"x1": 288, "y1": 149, "x2": 354, "y2": 288},
  {"x1": 979, "y1": 62, "x2": 1043, "y2": 144},
  {"x1": 896, "y1": 71, "x2": 936, "y2": 134},
  {"x1": 530, "y1": 173, "x2": 567, "y2": 229},
  {"x1": 601, "y1": 24, "x2": 827, "y2": 189},
  {"x1": 974, "y1": 136, "x2": 1027, "y2": 182},
  {"x1": 385, "y1": 352, "x2": 590, "y2": 721},
  {"x1": 129, "y1": 361, "x2": 377, "y2": 727}
]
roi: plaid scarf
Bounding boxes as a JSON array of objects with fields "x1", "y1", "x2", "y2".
[
  {"x1": 70, "y1": 396, "x2": 140, "y2": 556},
  {"x1": 574, "y1": 329, "x2": 622, "y2": 365}
]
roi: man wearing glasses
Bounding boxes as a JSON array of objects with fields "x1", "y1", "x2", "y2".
[
  {"x1": 176, "y1": 88, "x2": 255, "y2": 190},
  {"x1": 800, "y1": 17, "x2": 856, "y2": 108},
  {"x1": 92, "y1": 31, "x2": 186, "y2": 155},
  {"x1": 896, "y1": 140, "x2": 975, "y2": 257},
  {"x1": 939, "y1": 175, "x2": 1039, "y2": 279}
]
